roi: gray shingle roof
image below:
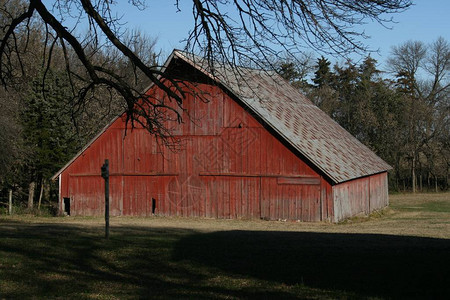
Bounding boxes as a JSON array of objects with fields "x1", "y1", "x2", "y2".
[{"x1": 173, "y1": 50, "x2": 392, "y2": 184}]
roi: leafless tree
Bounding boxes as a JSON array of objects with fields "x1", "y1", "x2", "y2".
[
  {"x1": 388, "y1": 37, "x2": 450, "y2": 192},
  {"x1": 0, "y1": 0, "x2": 412, "y2": 142}
]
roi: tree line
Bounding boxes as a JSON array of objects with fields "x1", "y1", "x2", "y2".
[{"x1": 278, "y1": 37, "x2": 449, "y2": 192}]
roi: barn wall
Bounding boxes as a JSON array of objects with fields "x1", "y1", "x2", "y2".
[
  {"x1": 368, "y1": 172, "x2": 389, "y2": 212},
  {"x1": 60, "y1": 117, "x2": 125, "y2": 216},
  {"x1": 332, "y1": 172, "x2": 389, "y2": 222},
  {"x1": 60, "y1": 82, "x2": 333, "y2": 220}
]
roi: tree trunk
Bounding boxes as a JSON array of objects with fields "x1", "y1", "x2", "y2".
[
  {"x1": 395, "y1": 157, "x2": 401, "y2": 192},
  {"x1": 419, "y1": 174, "x2": 422, "y2": 192},
  {"x1": 8, "y1": 189, "x2": 12, "y2": 215},
  {"x1": 435, "y1": 175, "x2": 438, "y2": 193},
  {"x1": 28, "y1": 181, "x2": 36, "y2": 209},
  {"x1": 447, "y1": 173, "x2": 449, "y2": 191},
  {"x1": 38, "y1": 179, "x2": 44, "y2": 210},
  {"x1": 44, "y1": 182, "x2": 50, "y2": 202},
  {"x1": 411, "y1": 156, "x2": 416, "y2": 193}
]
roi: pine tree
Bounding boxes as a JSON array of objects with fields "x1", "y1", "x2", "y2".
[
  {"x1": 21, "y1": 70, "x2": 81, "y2": 209},
  {"x1": 308, "y1": 57, "x2": 338, "y2": 116},
  {"x1": 312, "y1": 57, "x2": 333, "y2": 88}
]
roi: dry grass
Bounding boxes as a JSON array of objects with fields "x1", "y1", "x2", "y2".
[
  {"x1": 10, "y1": 192, "x2": 449, "y2": 238},
  {"x1": 0, "y1": 192, "x2": 449, "y2": 299}
]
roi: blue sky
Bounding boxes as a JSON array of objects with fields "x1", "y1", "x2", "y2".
[{"x1": 114, "y1": 1, "x2": 449, "y2": 69}]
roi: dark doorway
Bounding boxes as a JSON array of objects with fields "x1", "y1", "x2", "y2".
[
  {"x1": 63, "y1": 197, "x2": 70, "y2": 215},
  {"x1": 151, "y1": 198, "x2": 156, "y2": 214}
]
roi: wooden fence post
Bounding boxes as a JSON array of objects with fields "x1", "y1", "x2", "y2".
[{"x1": 101, "y1": 159, "x2": 110, "y2": 239}]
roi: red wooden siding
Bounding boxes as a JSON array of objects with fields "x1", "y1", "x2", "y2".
[
  {"x1": 332, "y1": 172, "x2": 389, "y2": 222},
  {"x1": 59, "y1": 82, "x2": 334, "y2": 220}
]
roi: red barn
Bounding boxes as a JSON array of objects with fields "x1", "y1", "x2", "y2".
[{"x1": 52, "y1": 50, "x2": 391, "y2": 222}]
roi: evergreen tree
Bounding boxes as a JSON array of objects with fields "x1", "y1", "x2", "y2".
[
  {"x1": 313, "y1": 57, "x2": 333, "y2": 88},
  {"x1": 276, "y1": 52, "x2": 314, "y2": 92},
  {"x1": 309, "y1": 57, "x2": 338, "y2": 116},
  {"x1": 333, "y1": 60, "x2": 359, "y2": 135},
  {"x1": 277, "y1": 62, "x2": 300, "y2": 84},
  {"x1": 20, "y1": 70, "x2": 81, "y2": 209}
]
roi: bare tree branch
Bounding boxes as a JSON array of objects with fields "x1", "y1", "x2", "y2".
[{"x1": 0, "y1": 0, "x2": 412, "y2": 147}]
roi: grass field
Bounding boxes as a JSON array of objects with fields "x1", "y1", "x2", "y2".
[{"x1": 0, "y1": 193, "x2": 449, "y2": 299}]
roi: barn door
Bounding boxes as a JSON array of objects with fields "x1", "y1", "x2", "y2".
[
  {"x1": 260, "y1": 177, "x2": 321, "y2": 221},
  {"x1": 201, "y1": 176, "x2": 261, "y2": 219}
]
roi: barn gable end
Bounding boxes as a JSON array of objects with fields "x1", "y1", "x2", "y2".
[{"x1": 53, "y1": 50, "x2": 391, "y2": 222}]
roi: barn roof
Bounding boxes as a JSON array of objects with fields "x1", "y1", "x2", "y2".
[
  {"x1": 53, "y1": 50, "x2": 391, "y2": 183},
  {"x1": 169, "y1": 50, "x2": 391, "y2": 184}
]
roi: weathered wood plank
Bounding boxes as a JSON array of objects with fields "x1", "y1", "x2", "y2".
[{"x1": 277, "y1": 177, "x2": 321, "y2": 185}]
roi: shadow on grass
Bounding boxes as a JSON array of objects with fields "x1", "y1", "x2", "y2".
[
  {"x1": 0, "y1": 222, "x2": 298, "y2": 299},
  {"x1": 173, "y1": 230, "x2": 450, "y2": 299},
  {"x1": 1, "y1": 220, "x2": 449, "y2": 299}
]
